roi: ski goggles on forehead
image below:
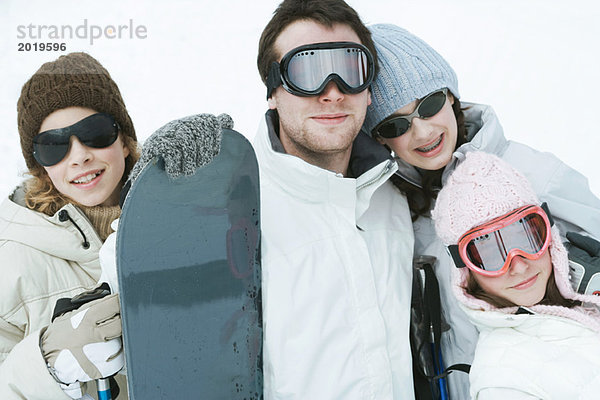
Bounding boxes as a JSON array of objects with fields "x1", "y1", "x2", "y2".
[
  {"x1": 33, "y1": 113, "x2": 119, "y2": 167},
  {"x1": 372, "y1": 88, "x2": 448, "y2": 138},
  {"x1": 266, "y1": 41, "x2": 375, "y2": 99},
  {"x1": 448, "y1": 203, "x2": 554, "y2": 277}
]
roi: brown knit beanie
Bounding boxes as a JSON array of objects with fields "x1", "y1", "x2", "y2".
[{"x1": 17, "y1": 52, "x2": 136, "y2": 170}]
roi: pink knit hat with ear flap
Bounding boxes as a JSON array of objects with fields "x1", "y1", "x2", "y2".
[
  {"x1": 432, "y1": 151, "x2": 539, "y2": 245},
  {"x1": 432, "y1": 151, "x2": 600, "y2": 331}
]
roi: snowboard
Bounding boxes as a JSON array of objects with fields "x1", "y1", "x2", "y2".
[{"x1": 116, "y1": 129, "x2": 262, "y2": 399}]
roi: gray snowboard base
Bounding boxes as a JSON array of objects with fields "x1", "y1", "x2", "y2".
[{"x1": 117, "y1": 129, "x2": 262, "y2": 399}]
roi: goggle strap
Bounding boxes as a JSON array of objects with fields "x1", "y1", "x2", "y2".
[
  {"x1": 540, "y1": 202, "x2": 554, "y2": 227},
  {"x1": 266, "y1": 62, "x2": 282, "y2": 100},
  {"x1": 447, "y1": 244, "x2": 466, "y2": 268}
]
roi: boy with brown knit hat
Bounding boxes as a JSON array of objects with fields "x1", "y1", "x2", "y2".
[{"x1": 0, "y1": 52, "x2": 138, "y2": 399}]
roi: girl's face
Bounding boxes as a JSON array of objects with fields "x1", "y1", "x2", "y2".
[
  {"x1": 472, "y1": 250, "x2": 553, "y2": 307},
  {"x1": 377, "y1": 93, "x2": 458, "y2": 171},
  {"x1": 40, "y1": 107, "x2": 130, "y2": 207}
]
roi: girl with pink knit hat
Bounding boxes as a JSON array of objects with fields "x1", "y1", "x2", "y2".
[{"x1": 432, "y1": 151, "x2": 600, "y2": 399}]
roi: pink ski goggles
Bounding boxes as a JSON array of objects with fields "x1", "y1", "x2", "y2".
[{"x1": 448, "y1": 203, "x2": 554, "y2": 277}]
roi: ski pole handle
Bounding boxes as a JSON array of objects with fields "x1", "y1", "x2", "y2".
[{"x1": 97, "y1": 378, "x2": 112, "y2": 400}]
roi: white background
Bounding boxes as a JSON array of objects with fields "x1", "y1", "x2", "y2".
[{"x1": 1, "y1": 0, "x2": 599, "y2": 198}]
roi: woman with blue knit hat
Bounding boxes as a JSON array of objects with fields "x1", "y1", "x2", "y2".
[{"x1": 362, "y1": 23, "x2": 600, "y2": 399}]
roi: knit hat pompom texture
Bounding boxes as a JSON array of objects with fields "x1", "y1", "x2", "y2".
[
  {"x1": 17, "y1": 52, "x2": 136, "y2": 170},
  {"x1": 432, "y1": 151, "x2": 539, "y2": 245},
  {"x1": 364, "y1": 24, "x2": 459, "y2": 135}
]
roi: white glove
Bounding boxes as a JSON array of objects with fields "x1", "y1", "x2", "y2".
[
  {"x1": 41, "y1": 293, "x2": 124, "y2": 385},
  {"x1": 99, "y1": 219, "x2": 120, "y2": 293},
  {"x1": 59, "y1": 381, "x2": 85, "y2": 399}
]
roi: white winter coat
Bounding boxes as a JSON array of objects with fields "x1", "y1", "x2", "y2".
[
  {"x1": 393, "y1": 103, "x2": 600, "y2": 399},
  {"x1": 254, "y1": 111, "x2": 415, "y2": 399},
  {"x1": 464, "y1": 308, "x2": 600, "y2": 399},
  {"x1": 0, "y1": 188, "x2": 126, "y2": 399}
]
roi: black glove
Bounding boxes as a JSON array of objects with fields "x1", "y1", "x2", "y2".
[
  {"x1": 129, "y1": 113, "x2": 233, "y2": 181},
  {"x1": 565, "y1": 231, "x2": 600, "y2": 296}
]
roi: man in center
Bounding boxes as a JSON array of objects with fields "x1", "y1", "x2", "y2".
[{"x1": 254, "y1": 0, "x2": 415, "y2": 398}]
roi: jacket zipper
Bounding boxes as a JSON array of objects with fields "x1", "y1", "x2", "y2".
[{"x1": 356, "y1": 160, "x2": 394, "y2": 191}]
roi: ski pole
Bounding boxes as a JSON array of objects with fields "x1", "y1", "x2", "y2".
[
  {"x1": 428, "y1": 320, "x2": 448, "y2": 400},
  {"x1": 97, "y1": 377, "x2": 112, "y2": 400},
  {"x1": 415, "y1": 255, "x2": 449, "y2": 399},
  {"x1": 433, "y1": 342, "x2": 448, "y2": 400}
]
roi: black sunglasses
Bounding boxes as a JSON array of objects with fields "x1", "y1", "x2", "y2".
[
  {"x1": 33, "y1": 113, "x2": 120, "y2": 167},
  {"x1": 372, "y1": 88, "x2": 449, "y2": 138}
]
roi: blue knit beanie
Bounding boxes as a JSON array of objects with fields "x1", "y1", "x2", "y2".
[{"x1": 364, "y1": 24, "x2": 460, "y2": 136}]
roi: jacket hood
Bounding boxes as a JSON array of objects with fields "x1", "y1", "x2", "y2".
[
  {"x1": 0, "y1": 187, "x2": 102, "y2": 264},
  {"x1": 453, "y1": 225, "x2": 600, "y2": 333}
]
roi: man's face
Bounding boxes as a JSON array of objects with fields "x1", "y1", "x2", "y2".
[{"x1": 269, "y1": 20, "x2": 371, "y2": 172}]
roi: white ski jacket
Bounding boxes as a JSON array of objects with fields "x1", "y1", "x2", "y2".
[
  {"x1": 254, "y1": 111, "x2": 415, "y2": 399},
  {"x1": 0, "y1": 188, "x2": 126, "y2": 399},
  {"x1": 464, "y1": 308, "x2": 600, "y2": 399},
  {"x1": 393, "y1": 102, "x2": 600, "y2": 399}
]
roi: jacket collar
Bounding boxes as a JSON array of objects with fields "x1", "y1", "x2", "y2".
[
  {"x1": 263, "y1": 109, "x2": 394, "y2": 172},
  {"x1": 254, "y1": 110, "x2": 397, "y2": 216},
  {"x1": 0, "y1": 193, "x2": 102, "y2": 263}
]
